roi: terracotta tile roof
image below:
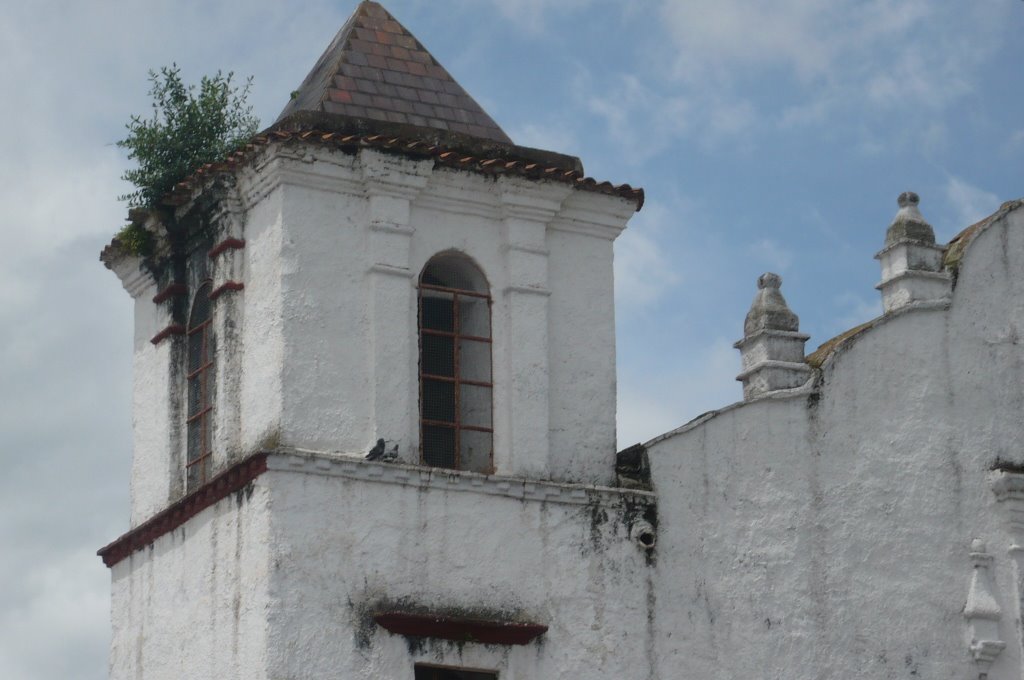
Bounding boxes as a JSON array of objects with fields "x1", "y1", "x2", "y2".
[
  {"x1": 277, "y1": 1, "x2": 512, "y2": 145},
  {"x1": 164, "y1": 128, "x2": 643, "y2": 207},
  {"x1": 806, "y1": 197, "x2": 1024, "y2": 369},
  {"x1": 100, "y1": 128, "x2": 644, "y2": 264},
  {"x1": 944, "y1": 198, "x2": 1024, "y2": 272}
]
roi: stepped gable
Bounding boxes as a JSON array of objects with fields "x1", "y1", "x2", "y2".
[{"x1": 277, "y1": 1, "x2": 512, "y2": 145}]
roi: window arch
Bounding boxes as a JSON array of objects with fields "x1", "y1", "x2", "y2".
[
  {"x1": 418, "y1": 253, "x2": 493, "y2": 473},
  {"x1": 186, "y1": 281, "x2": 214, "y2": 490}
]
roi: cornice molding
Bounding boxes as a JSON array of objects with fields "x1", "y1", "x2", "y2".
[
  {"x1": 108, "y1": 255, "x2": 156, "y2": 300},
  {"x1": 97, "y1": 450, "x2": 655, "y2": 570},
  {"x1": 268, "y1": 451, "x2": 654, "y2": 507},
  {"x1": 97, "y1": 453, "x2": 269, "y2": 568}
]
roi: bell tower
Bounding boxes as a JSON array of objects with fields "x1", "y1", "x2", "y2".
[{"x1": 100, "y1": 3, "x2": 656, "y2": 678}]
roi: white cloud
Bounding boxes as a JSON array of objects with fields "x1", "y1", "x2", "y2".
[
  {"x1": 0, "y1": 548, "x2": 111, "y2": 680},
  {"x1": 658, "y1": 0, "x2": 1009, "y2": 133},
  {"x1": 617, "y1": 338, "x2": 741, "y2": 447},
  {"x1": 614, "y1": 200, "x2": 682, "y2": 311},
  {"x1": 581, "y1": 71, "x2": 760, "y2": 158},
  {"x1": 661, "y1": 0, "x2": 841, "y2": 81},
  {"x1": 946, "y1": 176, "x2": 1001, "y2": 231},
  {"x1": 746, "y1": 238, "x2": 794, "y2": 273},
  {"x1": 585, "y1": 74, "x2": 692, "y2": 161},
  {"x1": 484, "y1": 0, "x2": 595, "y2": 33},
  {"x1": 825, "y1": 292, "x2": 883, "y2": 339},
  {"x1": 508, "y1": 122, "x2": 579, "y2": 156}
]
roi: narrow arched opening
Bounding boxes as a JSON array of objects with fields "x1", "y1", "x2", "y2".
[
  {"x1": 186, "y1": 281, "x2": 214, "y2": 489},
  {"x1": 418, "y1": 253, "x2": 493, "y2": 473}
]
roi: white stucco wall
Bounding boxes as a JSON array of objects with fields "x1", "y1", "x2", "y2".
[
  {"x1": 109, "y1": 456, "x2": 656, "y2": 680},
  {"x1": 262, "y1": 455, "x2": 656, "y2": 679},
  {"x1": 646, "y1": 204, "x2": 1024, "y2": 679},
  {"x1": 110, "y1": 143, "x2": 643, "y2": 678},
  {"x1": 129, "y1": 286, "x2": 175, "y2": 526},
  {"x1": 237, "y1": 185, "x2": 286, "y2": 456},
  {"x1": 109, "y1": 484, "x2": 273, "y2": 680},
  {"x1": 123, "y1": 142, "x2": 633, "y2": 518},
  {"x1": 109, "y1": 147, "x2": 1024, "y2": 680},
  {"x1": 225, "y1": 145, "x2": 630, "y2": 489}
]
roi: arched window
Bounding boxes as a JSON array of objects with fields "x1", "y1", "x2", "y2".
[
  {"x1": 418, "y1": 253, "x2": 493, "y2": 472},
  {"x1": 186, "y1": 281, "x2": 214, "y2": 490}
]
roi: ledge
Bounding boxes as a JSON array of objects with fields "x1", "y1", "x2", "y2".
[
  {"x1": 97, "y1": 453, "x2": 269, "y2": 568},
  {"x1": 150, "y1": 324, "x2": 185, "y2": 346},
  {"x1": 873, "y1": 238, "x2": 945, "y2": 259},
  {"x1": 209, "y1": 281, "x2": 245, "y2": 300},
  {"x1": 269, "y1": 450, "x2": 655, "y2": 506},
  {"x1": 98, "y1": 450, "x2": 653, "y2": 569},
  {"x1": 735, "y1": 359, "x2": 812, "y2": 382},
  {"x1": 152, "y1": 283, "x2": 187, "y2": 304},
  {"x1": 874, "y1": 268, "x2": 951, "y2": 289},
  {"x1": 208, "y1": 238, "x2": 246, "y2": 259},
  {"x1": 374, "y1": 611, "x2": 547, "y2": 646},
  {"x1": 733, "y1": 329, "x2": 810, "y2": 351}
]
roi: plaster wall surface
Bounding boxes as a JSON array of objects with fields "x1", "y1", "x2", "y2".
[
  {"x1": 647, "y1": 207, "x2": 1024, "y2": 679},
  {"x1": 260, "y1": 458, "x2": 656, "y2": 680},
  {"x1": 126, "y1": 142, "x2": 630, "y2": 516},
  {"x1": 546, "y1": 222, "x2": 618, "y2": 484},
  {"x1": 216, "y1": 146, "x2": 628, "y2": 484},
  {"x1": 237, "y1": 187, "x2": 286, "y2": 456},
  {"x1": 109, "y1": 484, "x2": 273, "y2": 680},
  {"x1": 130, "y1": 287, "x2": 174, "y2": 525},
  {"x1": 108, "y1": 455, "x2": 656, "y2": 680},
  {"x1": 278, "y1": 177, "x2": 374, "y2": 455}
]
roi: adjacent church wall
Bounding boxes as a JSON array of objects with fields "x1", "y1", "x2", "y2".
[
  {"x1": 260, "y1": 463, "x2": 657, "y2": 680},
  {"x1": 647, "y1": 207, "x2": 1024, "y2": 679},
  {"x1": 108, "y1": 484, "x2": 273, "y2": 680}
]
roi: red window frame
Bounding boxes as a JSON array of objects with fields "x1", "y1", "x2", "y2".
[
  {"x1": 418, "y1": 276, "x2": 493, "y2": 472},
  {"x1": 186, "y1": 281, "x2": 214, "y2": 490}
]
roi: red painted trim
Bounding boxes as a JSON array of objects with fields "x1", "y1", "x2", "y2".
[
  {"x1": 149, "y1": 324, "x2": 186, "y2": 345},
  {"x1": 373, "y1": 612, "x2": 548, "y2": 646},
  {"x1": 97, "y1": 453, "x2": 269, "y2": 568},
  {"x1": 208, "y1": 238, "x2": 246, "y2": 259},
  {"x1": 152, "y1": 283, "x2": 188, "y2": 304},
  {"x1": 209, "y1": 281, "x2": 244, "y2": 300}
]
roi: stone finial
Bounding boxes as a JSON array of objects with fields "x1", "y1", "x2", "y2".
[
  {"x1": 876, "y1": 191, "x2": 950, "y2": 313},
  {"x1": 743, "y1": 273, "x2": 799, "y2": 336},
  {"x1": 735, "y1": 273, "x2": 811, "y2": 399},
  {"x1": 964, "y1": 538, "x2": 1005, "y2": 679},
  {"x1": 886, "y1": 191, "x2": 936, "y2": 246}
]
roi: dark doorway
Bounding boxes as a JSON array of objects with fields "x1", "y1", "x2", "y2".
[{"x1": 414, "y1": 664, "x2": 497, "y2": 680}]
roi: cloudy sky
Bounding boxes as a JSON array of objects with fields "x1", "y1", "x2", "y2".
[{"x1": 1, "y1": 0, "x2": 1021, "y2": 677}]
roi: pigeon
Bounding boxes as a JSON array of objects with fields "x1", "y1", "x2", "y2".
[{"x1": 366, "y1": 438, "x2": 386, "y2": 461}]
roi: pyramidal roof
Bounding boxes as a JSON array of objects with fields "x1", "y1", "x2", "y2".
[{"x1": 276, "y1": 1, "x2": 512, "y2": 145}]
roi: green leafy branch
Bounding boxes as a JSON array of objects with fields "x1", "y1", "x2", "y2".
[{"x1": 117, "y1": 65, "x2": 260, "y2": 208}]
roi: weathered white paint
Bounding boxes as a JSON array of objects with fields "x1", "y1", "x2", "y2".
[
  {"x1": 122, "y1": 143, "x2": 630, "y2": 523},
  {"x1": 108, "y1": 455, "x2": 657, "y2": 679},
  {"x1": 647, "y1": 203, "x2": 1024, "y2": 679},
  {"x1": 108, "y1": 140, "x2": 639, "y2": 678},
  {"x1": 109, "y1": 484, "x2": 274, "y2": 679},
  {"x1": 106, "y1": 127, "x2": 1024, "y2": 680}
]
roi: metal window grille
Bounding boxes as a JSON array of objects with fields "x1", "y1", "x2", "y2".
[
  {"x1": 186, "y1": 281, "x2": 214, "y2": 490},
  {"x1": 419, "y1": 256, "x2": 493, "y2": 473},
  {"x1": 414, "y1": 664, "x2": 497, "y2": 680}
]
